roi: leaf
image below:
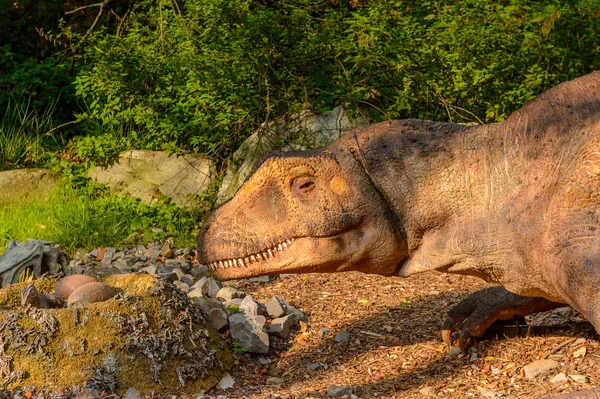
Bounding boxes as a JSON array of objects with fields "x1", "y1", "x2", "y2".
[
  {"x1": 572, "y1": 346, "x2": 587, "y2": 358},
  {"x1": 423, "y1": 14, "x2": 435, "y2": 20}
]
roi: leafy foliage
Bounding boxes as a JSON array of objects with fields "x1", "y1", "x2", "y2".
[{"x1": 69, "y1": 0, "x2": 600, "y2": 159}]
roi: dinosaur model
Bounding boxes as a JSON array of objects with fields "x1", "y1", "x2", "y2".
[{"x1": 198, "y1": 72, "x2": 600, "y2": 398}]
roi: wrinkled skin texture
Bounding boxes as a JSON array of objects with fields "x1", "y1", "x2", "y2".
[{"x1": 199, "y1": 72, "x2": 600, "y2": 398}]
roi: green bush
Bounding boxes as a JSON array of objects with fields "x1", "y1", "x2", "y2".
[{"x1": 70, "y1": 0, "x2": 600, "y2": 160}]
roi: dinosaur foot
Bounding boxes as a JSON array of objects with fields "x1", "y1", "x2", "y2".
[{"x1": 442, "y1": 286, "x2": 564, "y2": 352}]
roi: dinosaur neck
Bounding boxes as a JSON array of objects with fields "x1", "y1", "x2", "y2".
[{"x1": 351, "y1": 120, "x2": 513, "y2": 279}]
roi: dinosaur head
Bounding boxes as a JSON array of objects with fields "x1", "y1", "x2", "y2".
[{"x1": 198, "y1": 148, "x2": 407, "y2": 280}]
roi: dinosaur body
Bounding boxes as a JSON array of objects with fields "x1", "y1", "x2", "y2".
[{"x1": 198, "y1": 72, "x2": 600, "y2": 397}]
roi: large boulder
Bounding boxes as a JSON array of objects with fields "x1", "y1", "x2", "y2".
[
  {"x1": 88, "y1": 150, "x2": 214, "y2": 208},
  {"x1": 0, "y1": 168, "x2": 59, "y2": 203},
  {"x1": 0, "y1": 273, "x2": 232, "y2": 394},
  {"x1": 217, "y1": 106, "x2": 365, "y2": 203}
]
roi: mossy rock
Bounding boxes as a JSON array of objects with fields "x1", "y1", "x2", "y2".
[{"x1": 0, "y1": 273, "x2": 232, "y2": 394}]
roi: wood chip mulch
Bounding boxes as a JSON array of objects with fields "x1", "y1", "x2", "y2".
[{"x1": 213, "y1": 272, "x2": 600, "y2": 399}]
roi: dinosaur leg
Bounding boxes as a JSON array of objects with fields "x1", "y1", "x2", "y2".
[
  {"x1": 442, "y1": 286, "x2": 564, "y2": 351},
  {"x1": 539, "y1": 386, "x2": 600, "y2": 399}
]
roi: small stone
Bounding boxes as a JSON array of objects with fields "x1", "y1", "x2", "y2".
[
  {"x1": 240, "y1": 295, "x2": 266, "y2": 316},
  {"x1": 258, "y1": 356, "x2": 270, "y2": 365},
  {"x1": 180, "y1": 274, "x2": 194, "y2": 286},
  {"x1": 327, "y1": 385, "x2": 353, "y2": 398},
  {"x1": 123, "y1": 388, "x2": 142, "y2": 399},
  {"x1": 286, "y1": 305, "x2": 305, "y2": 321},
  {"x1": 228, "y1": 313, "x2": 269, "y2": 354},
  {"x1": 572, "y1": 337, "x2": 587, "y2": 346},
  {"x1": 469, "y1": 352, "x2": 478, "y2": 362},
  {"x1": 249, "y1": 276, "x2": 270, "y2": 283},
  {"x1": 217, "y1": 373, "x2": 235, "y2": 389},
  {"x1": 477, "y1": 387, "x2": 504, "y2": 398},
  {"x1": 167, "y1": 268, "x2": 185, "y2": 282},
  {"x1": 319, "y1": 327, "x2": 331, "y2": 340},
  {"x1": 307, "y1": 362, "x2": 323, "y2": 371},
  {"x1": 217, "y1": 286, "x2": 245, "y2": 301},
  {"x1": 419, "y1": 386, "x2": 436, "y2": 397},
  {"x1": 334, "y1": 331, "x2": 350, "y2": 343},
  {"x1": 161, "y1": 243, "x2": 174, "y2": 258},
  {"x1": 266, "y1": 295, "x2": 288, "y2": 317},
  {"x1": 139, "y1": 265, "x2": 157, "y2": 275},
  {"x1": 173, "y1": 280, "x2": 190, "y2": 293},
  {"x1": 569, "y1": 374, "x2": 589, "y2": 383},
  {"x1": 550, "y1": 372, "x2": 569, "y2": 384},
  {"x1": 523, "y1": 359, "x2": 559, "y2": 380},
  {"x1": 267, "y1": 314, "x2": 295, "y2": 338},
  {"x1": 449, "y1": 346, "x2": 463, "y2": 356},
  {"x1": 206, "y1": 277, "x2": 223, "y2": 298},
  {"x1": 267, "y1": 377, "x2": 284, "y2": 385},
  {"x1": 187, "y1": 287, "x2": 204, "y2": 298},
  {"x1": 224, "y1": 298, "x2": 244, "y2": 312},
  {"x1": 76, "y1": 393, "x2": 98, "y2": 399},
  {"x1": 192, "y1": 265, "x2": 210, "y2": 278},
  {"x1": 209, "y1": 307, "x2": 229, "y2": 332}
]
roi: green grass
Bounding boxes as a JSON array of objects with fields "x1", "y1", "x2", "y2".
[
  {"x1": 0, "y1": 184, "x2": 201, "y2": 254},
  {"x1": 0, "y1": 97, "x2": 65, "y2": 171}
]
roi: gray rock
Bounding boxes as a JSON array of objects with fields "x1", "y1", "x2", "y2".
[
  {"x1": 240, "y1": 295, "x2": 266, "y2": 316},
  {"x1": 217, "y1": 286, "x2": 245, "y2": 301},
  {"x1": 327, "y1": 385, "x2": 353, "y2": 398},
  {"x1": 209, "y1": 308, "x2": 229, "y2": 332},
  {"x1": 307, "y1": 362, "x2": 323, "y2": 371},
  {"x1": 550, "y1": 372, "x2": 569, "y2": 384},
  {"x1": 523, "y1": 359, "x2": 559, "y2": 380},
  {"x1": 286, "y1": 305, "x2": 305, "y2": 321},
  {"x1": 192, "y1": 265, "x2": 210, "y2": 278},
  {"x1": 224, "y1": 298, "x2": 244, "y2": 312},
  {"x1": 319, "y1": 327, "x2": 331, "y2": 340},
  {"x1": 187, "y1": 287, "x2": 205, "y2": 299},
  {"x1": 206, "y1": 277, "x2": 223, "y2": 298},
  {"x1": 334, "y1": 331, "x2": 350, "y2": 343},
  {"x1": 123, "y1": 388, "x2": 142, "y2": 399},
  {"x1": 217, "y1": 373, "x2": 235, "y2": 390},
  {"x1": 267, "y1": 314, "x2": 295, "y2": 339},
  {"x1": 89, "y1": 150, "x2": 214, "y2": 208},
  {"x1": 139, "y1": 265, "x2": 157, "y2": 275},
  {"x1": 267, "y1": 377, "x2": 284, "y2": 385},
  {"x1": 167, "y1": 268, "x2": 184, "y2": 282},
  {"x1": 228, "y1": 313, "x2": 269, "y2": 354},
  {"x1": 173, "y1": 280, "x2": 190, "y2": 293},
  {"x1": 0, "y1": 168, "x2": 59, "y2": 202},
  {"x1": 180, "y1": 274, "x2": 194, "y2": 286},
  {"x1": 266, "y1": 295, "x2": 288, "y2": 318}
]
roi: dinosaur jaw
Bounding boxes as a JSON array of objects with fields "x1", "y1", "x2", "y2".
[{"x1": 201, "y1": 226, "x2": 398, "y2": 280}]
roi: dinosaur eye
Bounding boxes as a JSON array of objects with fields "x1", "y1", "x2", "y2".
[{"x1": 292, "y1": 175, "x2": 316, "y2": 196}]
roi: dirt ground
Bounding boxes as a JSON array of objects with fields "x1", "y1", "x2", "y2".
[{"x1": 215, "y1": 271, "x2": 600, "y2": 399}]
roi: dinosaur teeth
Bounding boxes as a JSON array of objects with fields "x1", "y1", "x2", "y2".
[{"x1": 209, "y1": 238, "x2": 297, "y2": 270}]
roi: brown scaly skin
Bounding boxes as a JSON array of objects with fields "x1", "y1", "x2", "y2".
[{"x1": 199, "y1": 72, "x2": 600, "y2": 398}]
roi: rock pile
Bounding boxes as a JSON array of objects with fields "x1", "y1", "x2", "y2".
[{"x1": 66, "y1": 241, "x2": 305, "y2": 355}]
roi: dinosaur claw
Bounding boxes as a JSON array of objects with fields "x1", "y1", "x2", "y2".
[{"x1": 441, "y1": 318, "x2": 454, "y2": 346}]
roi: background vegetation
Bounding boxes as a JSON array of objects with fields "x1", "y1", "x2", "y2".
[{"x1": 1, "y1": 0, "x2": 600, "y2": 251}]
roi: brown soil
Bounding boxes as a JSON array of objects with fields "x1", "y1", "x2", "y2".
[{"x1": 216, "y1": 272, "x2": 600, "y2": 399}]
